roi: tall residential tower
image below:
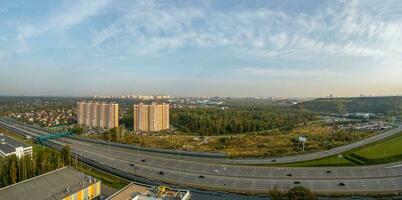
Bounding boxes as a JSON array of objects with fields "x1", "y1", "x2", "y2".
[
  {"x1": 77, "y1": 102, "x2": 119, "y2": 129},
  {"x1": 133, "y1": 103, "x2": 169, "y2": 132}
]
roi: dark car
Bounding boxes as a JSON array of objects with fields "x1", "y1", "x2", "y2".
[
  {"x1": 326, "y1": 170, "x2": 332, "y2": 174},
  {"x1": 159, "y1": 171, "x2": 164, "y2": 175},
  {"x1": 294, "y1": 181, "x2": 301, "y2": 184},
  {"x1": 129, "y1": 163, "x2": 135, "y2": 167},
  {"x1": 198, "y1": 175, "x2": 205, "y2": 178},
  {"x1": 286, "y1": 173, "x2": 292, "y2": 177},
  {"x1": 141, "y1": 159, "x2": 146, "y2": 162},
  {"x1": 339, "y1": 182, "x2": 346, "y2": 186}
]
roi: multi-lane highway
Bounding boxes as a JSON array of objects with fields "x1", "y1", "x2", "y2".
[{"x1": 0, "y1": 118, "x2": 402, "y2": 195}]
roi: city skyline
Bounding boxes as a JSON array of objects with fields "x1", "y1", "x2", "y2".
[{"x1": 1, "y1": 0, "x2": 402, "y2": 97}]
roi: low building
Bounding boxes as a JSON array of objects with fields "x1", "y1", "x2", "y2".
[
  {"x1": 107, "y1": 182, "x2": 190, "y2": 200},
  {"x1": 0, "y1": 133, "x2": 32, "y2": 158},
  {"x1": 0, "y1": 167, "x2": 101, "y2": 200}
]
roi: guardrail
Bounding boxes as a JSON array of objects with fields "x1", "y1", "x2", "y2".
[{"x1": 67, "y1": 135, "x2": 227, "y2": 158}]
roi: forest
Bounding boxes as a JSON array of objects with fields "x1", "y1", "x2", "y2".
[
  {"x1": 0, "y1": 145, "x2": 70, "y2": 188},
  {"x1": 170, "y1": 107, "x2": 317, "y2": 135},
  {"x1": 297, "y1": 96, "x2": 402, "y2": 116}
]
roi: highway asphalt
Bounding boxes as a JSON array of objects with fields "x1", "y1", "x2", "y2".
[{"x1": 1, "y1": 118, "x2": 402, "y2": 195}]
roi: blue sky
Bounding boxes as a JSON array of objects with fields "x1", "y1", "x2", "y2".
[{"x1": 0, "y1": 0, "x2": 401, "y2": 97}]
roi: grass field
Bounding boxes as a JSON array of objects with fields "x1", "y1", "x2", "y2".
[
  {"x1": 86, "y1": 123, "x2": 376, "y2": 157},
  {"x1": 353, "y1": 134, "x2": 402, "y2": 159},
  {"x1": 279, "y1": 132, "x2": 402, "y2": 167}
]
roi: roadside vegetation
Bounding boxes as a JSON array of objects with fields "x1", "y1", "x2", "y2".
[
  {"x1": 0, "y1": 144, "x2": 70, "y2": 188},
  {"x1": 269, "y1": 186, "x2": 317, "y2": 200}
]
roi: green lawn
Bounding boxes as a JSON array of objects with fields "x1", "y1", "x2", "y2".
[
  {"x1": 273, "y1": 132, "x2": 402, "y2": 167},
  {"x1": 353, "y1": 134, "x2": 402, "y2": 159}
]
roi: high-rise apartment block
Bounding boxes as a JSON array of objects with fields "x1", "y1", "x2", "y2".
[
  {"x1": 77, "y1": 102, "x2": 119, "y2": 129},
  {"x1": 133, "y1": 103, "x2": 169, "y2": 132}
]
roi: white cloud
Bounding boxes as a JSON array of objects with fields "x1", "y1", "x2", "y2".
[
  {"x1": 87, "y1": 0, "x2": 402, "y2": 68},
  {"x1": 15, "y1": 0, "x2": 110, "y2": 52}
]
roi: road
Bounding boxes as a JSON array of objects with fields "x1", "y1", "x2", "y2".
[{"x1": 0, "y1": 118, "x2": 402, "y2": 195}]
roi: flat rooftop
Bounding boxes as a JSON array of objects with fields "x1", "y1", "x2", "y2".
[
  {"x1": 0, "y1": 134, "x2": 30, "y2": 154},
  {"x1": 0, "y1": 167, "x2": 98, "y2": 200},
  {"x1": 107, "y1": 183, "x2": 190, "y2": 200}
]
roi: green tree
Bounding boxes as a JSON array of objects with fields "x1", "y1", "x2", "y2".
[
  {"x1": 61, "y1": 145, "x2": 71, "y2": 166},
  {"x1": 9, "y1": 155, "x2": 18, "y2": 184},
  {"x1": 287, "y1": 186, "x2": 317, "y2": 200}
]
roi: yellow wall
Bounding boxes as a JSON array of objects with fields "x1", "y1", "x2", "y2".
[{"x1": 63, "y1": 181, "x2": 101, "y2": 200}]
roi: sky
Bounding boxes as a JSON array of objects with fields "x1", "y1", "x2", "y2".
[{"x1": 0, "y1": 0, "x2": 402, "y2": 97}]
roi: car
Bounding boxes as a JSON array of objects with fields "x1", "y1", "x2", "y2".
[
  {"x1": 326, "y1": 170, "x2": 331, "y2": 173},
  {"x1": 159, "y1": 171, "x2": 164, "y2": 175},
  {"x1": 141, "y1": 159, "x2": 146, "y2": 162},
  {"x1": 271, "y1": 159, "x2": 276, "y2": 162},
  {"x1": 129, "y1": 163, "x2": 135, "y2": 167},
  {"x1": 212, "y1": 169, "x2": 220, "y2": 173},
  {"x1": 294, "y1": 181, "x2": 301, "y2": 184},
  {"x1": 198, "y1": 175, "x2": 205, "y2": 178},
  {"x1": 286, "y1": 173, "x2": 292, "y2": 177},
  {"x1": 339, "y1": 182, "x2": 345, "y2": 186}
]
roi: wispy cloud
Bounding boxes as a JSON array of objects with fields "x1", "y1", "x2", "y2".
[
  {"x1": 14, "y1": 0, "x2": 110, "y2": 52},
  {"x1": 88, "y1": 0, "x2": 402, "y2": 66}
]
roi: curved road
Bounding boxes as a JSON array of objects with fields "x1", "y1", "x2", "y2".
[
  {"x1": 1, "y1": 117, "x2": 401, "y2": 165},
  {"x1": 0, "y1": 118, "x2": 402, "y2": 195}
]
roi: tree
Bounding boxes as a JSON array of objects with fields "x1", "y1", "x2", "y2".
[
  {"x1": 287, "y1": 186, "x2": 317, "y2": 200},
  {"x1": 269, "y1": 186, "x2": 317, "y2": 200},
  {"x1": 61, "y1": 145, "x2": 71, "y2": 166},
  {"x1": 9, "y1": 155, "x2": 18, "y2": 184}
]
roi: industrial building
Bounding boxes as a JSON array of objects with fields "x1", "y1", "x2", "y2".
[
  {"x1": 77, "y1": 101, "x2": 119, "y2": 129},
  {"x1": 133, "y1": 103, "x2": 169, "y2": 132},
  {"x1": 0, "y1": 133, "x2": 32, "y2": 158},
  {"x1": 0, "y1": 167, "x2": 101, "y2": 200}
]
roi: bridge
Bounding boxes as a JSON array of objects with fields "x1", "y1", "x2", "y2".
[{"x1": 36, "y1": 131, "x2": 73, "y2": 145}]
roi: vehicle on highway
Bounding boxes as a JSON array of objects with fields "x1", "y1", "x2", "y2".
[{"x1": 198, "y1": 175, "x2": 205, "y2": 178}]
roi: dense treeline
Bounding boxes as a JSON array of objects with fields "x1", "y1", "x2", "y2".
[
  {"x1": 297, "y1": 97, "x2": 402, "y2": 115},
  {"x1": 170, "y1": 108, "x2": 317, "y2": 135},
  {"x1": 0, "y1": 145, "x2": 70, "y2": 188}
]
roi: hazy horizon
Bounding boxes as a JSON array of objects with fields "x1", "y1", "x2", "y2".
[{"x1": 1, "y1": 0, "x2": 402, "y2": 97}]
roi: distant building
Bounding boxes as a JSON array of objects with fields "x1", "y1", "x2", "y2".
[
  {"x1": 77, "y1": 102, "x2": 119, "y2": 129},
  {"x1": 0, "y1": 167, "x2": 101, "y2": 200},
  {"x1": 0, "y1": 134, "x2": 32, "y2": 158},
  {"x1": 133, "y1": 103, "x2": 169, "y2": 132}
]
